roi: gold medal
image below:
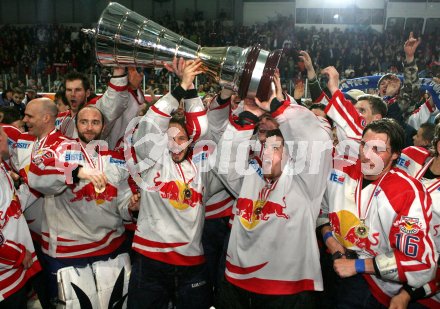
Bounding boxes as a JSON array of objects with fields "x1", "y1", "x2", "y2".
[
  {"x1": 254, "y1": 200, "x2": 265, "y2": 215},
  {"x1": 183, "y1": 187, "x2": 192, "y2": 199},
  {"x1": 95, "y1": 186, "x2": 105, "y2": 194},
  {"x1": 355, "y1": 222, "x2": 369, "y2": 239}
]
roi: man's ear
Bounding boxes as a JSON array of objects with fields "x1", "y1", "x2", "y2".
[{"x1": 373, "y1": 114, "x2": 382, "y2": 121}]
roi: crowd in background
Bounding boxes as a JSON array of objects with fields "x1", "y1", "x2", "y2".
[{"x1": 1, "y1": 14, "x2": 440, "y2": 96}]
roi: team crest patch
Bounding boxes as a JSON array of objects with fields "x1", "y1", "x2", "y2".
[
  {"x1": 361, "y1": 119, "x2": 366, "y2": 127},
  {"x1": 394, "y1": 216, "x2": 422, "y2": 234}
]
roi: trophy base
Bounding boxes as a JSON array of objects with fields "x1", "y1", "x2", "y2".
[{"x1": 238, "y1": 46, "x2": 283, "y2": 102}]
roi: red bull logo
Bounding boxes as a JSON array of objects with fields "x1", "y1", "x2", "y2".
[
  {"x1": 153, "y1": 172, "x2": 203, "y2": 210},
  {"x1": 330, "y1": 210, "x2": 379, "y2": 256},
  {"x1": 394, "y1": 216, "x2": 422, "y2": 234},
  {"x1": 236, "y1": 197, "x2": 289, "y2": 229},
  {"x1": 70, "y1": 183, "x2": 118, "y2": 205},
  {"x1": 0, "y1": 197, "x2": 22, "y2": 229}
]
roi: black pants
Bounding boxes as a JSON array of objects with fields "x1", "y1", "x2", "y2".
[
  {"x1": 0, "y1": 285, "x2": 27, "y2": 309},
  {"x1": 216, "y1": 276, "x2": 318, "y2": 309}
]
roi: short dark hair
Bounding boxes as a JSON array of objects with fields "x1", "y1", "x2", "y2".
[
  {"x1": 64, "y1": 72, "x2": 91, "y2": 91},
  {"x1": 309, "y1": 103, "x2": 326, "y2": 112},
  {"x1": 357, "y1": 94, "x2": 388, "y2": 118},
  {"x1": 266, "y1": 129, "x2": 284, "y2": 145},
  {"x1": 362, "y1": 118, "x2": 405, "y2": 162},
  {"x1": 169, "y1": 116, "x2": 188, "y2": 138},
  {"x1": 55, "y1": 91, "x2": 70, "y2": 107},
  {"x1": 0, "y1": 106, "x2": 21, "y2": 124},
  {"x1": 419, "y1": 122, "x2": 436, "y2": 144}
]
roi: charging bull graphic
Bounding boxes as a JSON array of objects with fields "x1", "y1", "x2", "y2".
[
  {"x1": 0, "y1": 197, "x2": 22, "y2": 229},
  {"x1": 70, "y1": 183, "x2": 118, "y2": 205},
  {"x1": 153, "y1": 172, "x2": 203, "y2": 210},
  {"x1": 236, "y1": 197, "x2": 289, "y2": 230},
  {"x1": 329, "y1": 210, "x2": 379, "y2": 256}
]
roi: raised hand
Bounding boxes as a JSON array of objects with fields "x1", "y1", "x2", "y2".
[
  {"x1": 163, "y1": 57, "x2": 186, "y2": 80},
  {"x1": 180, "y1": 59, "x2": 204, "y2": 90},
  {"x1": 273, "y1": 69, "x2": 284, "y2": 102},
  {"x1": 404, "y1": 32, "x2": 421, "y2": 63},
  {"x1": 321, "y1": 66, "x2": 340, "y2": 95},
  {"x1": 294, "y1": 79, "x2": 305, "y2": 100}
]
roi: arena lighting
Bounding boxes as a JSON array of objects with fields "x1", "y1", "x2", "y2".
[{"x1": 333, "y1": 14, "x2": 339, "y2": 19}]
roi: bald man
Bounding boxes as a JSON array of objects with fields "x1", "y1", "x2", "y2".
[{"x1": 9, "y1": 98, "x2": 74, "y2": 306}]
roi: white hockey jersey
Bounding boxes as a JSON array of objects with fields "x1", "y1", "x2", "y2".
[
  {"x1": 217, "y1": 101, "x2": 333, "y2": 295},
  {"x1": 396, "y1": 146, "x2": 440, "y2": 307},
  {"x1": 323, "y1": 161, "x2": 438, "y2": 306},
  {"x1": 26, "y1": 139, "x2": 133, "y2": 259},
  {"x1": 129, "y1": 92, "x2": 221, "y2": 266},
  {"x1": 0, "y1": 162, "x2": 41, "y2": 301},
  {"x1": 10, "y1": 130, "x2": 70, "y2": 243}
]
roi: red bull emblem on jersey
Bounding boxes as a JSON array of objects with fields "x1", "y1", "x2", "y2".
[
  {"x1": 153, "y1": 172, "x2": 203, "y2": 210},
  {"x1": 329, "y1": 210, "x2": 379, "y2": 256},
  {"x1": 0, "y1": 197, "x2": 22, "y2": 229},
  {"x1": 70, "y1": 183, "x2": 118, "y2": 205},
  {"x1": 236, "y1": 197, "x2": 289, "y2": 230},
  {"x1": 394, "y1": 216, "x2": 422, "y2": 234}
]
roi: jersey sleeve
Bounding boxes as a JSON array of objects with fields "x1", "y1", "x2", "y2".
[
  {"x1": 375, "y1": 177, "x2": 438, "y2": 288},
  {"x1": 274, "y1": 101, "x2": 333, "y2": 201},
  {"x1": 205, "y1": 95, "x2": 231, "y2": 144},
  {"x1": 0, "y1": 240, "x2": 26, "y2": 270},
  {"x1": 324, "y1": 89, "x2": 365, "y2": 142},
  {"x1": 27, "y1": 139, "x2": 81, "y2": 195},
  {"x1": 407, "y1": 100, "x2": 437, "y2": 130},
  {"x1": 129, "y1": 92, "x2": 180, "y2": 176},
  {"x1": 94, "y1": 75, "x2": 129, "y2": 139},
  {"x1": 214, "y1": 115, "x2": 255, "y2": 197},
  {"x1": 184, "y1": 93, "x2": 208, "y2": 143}
]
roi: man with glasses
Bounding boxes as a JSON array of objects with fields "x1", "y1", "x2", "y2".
[{"x1": 320, "y1": 118, "x2": 437, "y2": 308}]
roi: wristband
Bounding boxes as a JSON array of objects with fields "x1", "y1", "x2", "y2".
[
  {"x1": 355, "y1": 259, "x2": 365, "y2": 274},
  {"x1": 323, "y1": 231, "x2": 333, "y2": 243}
]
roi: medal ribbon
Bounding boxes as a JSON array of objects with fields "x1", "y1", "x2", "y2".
[
  {"x1": 355, "y1": 172, "x2": 388, "y2": 222},
  {"x1": 257, "y1": 178, "x2": 280, "y2": 202},
  {"x1": 175, "y1": 158, "x2": 196, "y2": 188}
]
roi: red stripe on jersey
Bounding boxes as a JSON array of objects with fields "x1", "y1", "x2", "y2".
[
  {"x1": 401, "y1": 146, "x2": 430, "y2": 166},
  {"x1": 229, "y1": 114, "x2": 256, "y2": 131},
  {"x1": 271, "y1": 101, "x2": 290, "y2": 118},
  {"x1": 206, "y1": 196, "x2": 234, "y2": 212},
  {"x1": 226, "y1": 260, "x2": 267, "y2": 275},
  {"x1": 133, "y1": 235, "x2": 187, "y2": 248},
  {"x1": 108, "y1": 83, "x2": 128, "y2": 92},
  {"x1": 327, "y1": 95, "x2": 363, "y2": 136},
  {"x1": 225, "y1": 274, "x2": 316, "y2": 295},
  {"x1": 151, "y1": 105, "x2": 170, "y2": 118},
  {"x1": 133, "y1": 247, "x2": 205, "y2": 266}
]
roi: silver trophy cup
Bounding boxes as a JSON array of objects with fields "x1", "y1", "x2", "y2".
[{"x1": 83, "y1": 2, "x2": 282, "y2": 100}]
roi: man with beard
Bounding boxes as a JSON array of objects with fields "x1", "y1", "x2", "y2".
[
  {"x1": 56, "y1": 69, "x2": 129, "y2": 141},
  {"x1": 126, "y1": 59, "x2": 223, "y2": 309},
  {"x1": 26, "y1": 105, "x2": 136, "y2": 303}
]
